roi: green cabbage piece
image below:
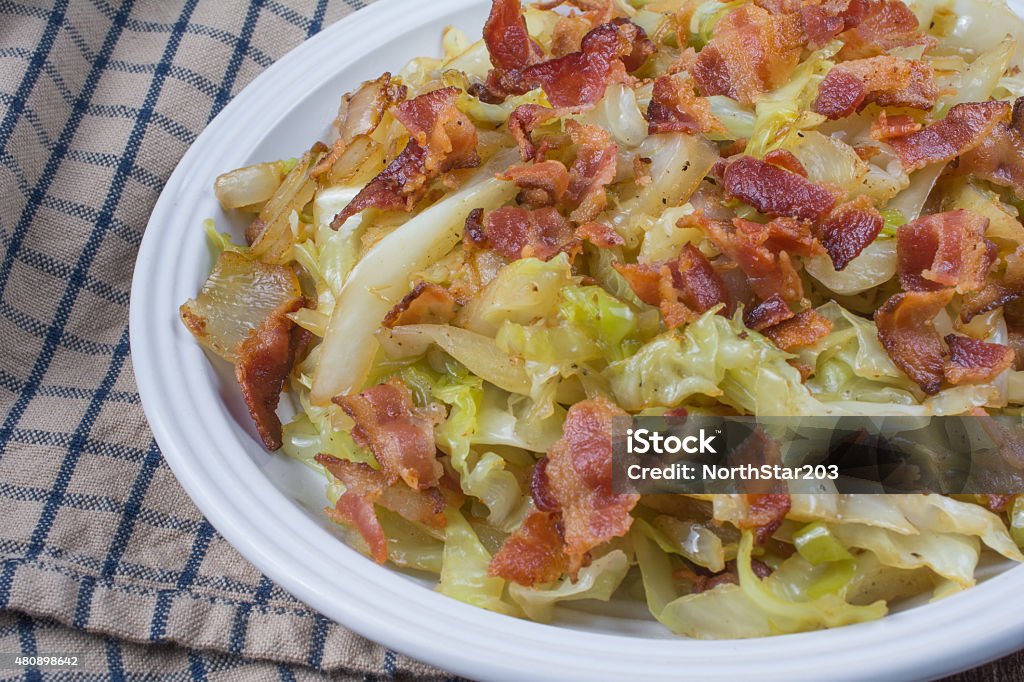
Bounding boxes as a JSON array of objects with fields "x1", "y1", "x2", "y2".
[
  {"x1": 438, "y1": 508, "x2": 517, "y2": 615},
  {"x1": 634, "y1": 529, "x2": 887, "y2": 638},
  {"x1": 508, "y1": 550, "x2": 631, "y2": 622},
  {"x1": 605, "y1": 308, "x2": 827, "y2": 414}
]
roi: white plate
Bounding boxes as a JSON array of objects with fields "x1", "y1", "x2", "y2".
[{"x1": 131, "y1": 1, "x2": 1024, "y2": 679}]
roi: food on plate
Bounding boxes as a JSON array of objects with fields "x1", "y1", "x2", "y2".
[{"x1": 180, "y1": 0, "x2": 1024, "y2": 637}]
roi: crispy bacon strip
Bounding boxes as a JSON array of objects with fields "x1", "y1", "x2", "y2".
[
  {"x1": 488, "y1": 510, "x2": 570, "y2": 586},
  {"x1": 814, "y1": 195, "x2": 884, "y2": 270},
  {"x1": 576, "y1": 221, "x2": 624, "y2": 247},
  {"x1": 961, "y1": 246, "x2": 1024, "y2": 322},
  {"x1": 700, "y1": 215, "x2": 817, "y2": 304},
  {"x1": 566, "y1": 121, "x2": 618, "y2": 223},
  {"x1": 483, "y1": 0, "x2": 543, "y2": 72},
  {"x1": 333, "y1": 379, "x2": 443, "y2": 490},
  {"x1": 545, "y1": 397, "x2": 639, "y2": 563},
  {"x1": 888, "y1": 100, "x2": 1010, "y2": 172},
  {"x1": 763, "y1": 309, "x2": 834, "y2": 351},
  {"x1": 798, "y1": 0, "x2": 868, "y2": 48},
  {"x1": 483, "y1": 206, "x2": 577, "y2": 260},
  {"x1": 943, "y1": 335, "x2": 1015, "y2": 385},
  {"x1": 615, "y1": 244, "x2": 731, "y2": 328},
  {"x1": 381, "y1": 282, "x2": 457, "y2": 328},
  {"x1": 813, "y1": 56, "x2": 936, "y2": 120},
  {"x1": 507, "y1": 104, "x2": 566, "y2": 161},
  {"x1": 897, "y1": 209, "x2": 994, "y2": 294},
  {"x1": 326, "y1": 491, "x2": 388, "y2": 563},
  {"x1": 743, "y1": 494, "x2": 792, "y2": 545},
  {"x1": 721, "y1": 156, "x2": 838, "y2": 222},
  {"x1": 501, "y1": 159, "x2": 570, "y2": 208},
  {"x1": 763, "y1": 148, "x2": 806, "y2": 175},
  {"x1": 955, "y1": 113, "x2": 1024, "y2": 198},
  {"x1": 492, "y1": 19, "x2": 654, "y2": 108},
  {"x1": 646, "y1": 75, "x2": 725, "y2": 135},
  {"x1": 838, "y1": 0, "x2": 931, "y2": 60},
  {"x1": 317, "y1": 454, "x2": 447, "y2": 564},
  {"x1": 332, "y1": 87, "x2": 479, "y2": 228},
  {"x1": 235, "y1": 298, "x2": 304, "y2": 451},
  {"x1": 744, "y1": 293, "x2": 794, "y2": 331},
  {"x1": 692, "y1": 5, "x2": 804, "y2": 105},
  {"x1": 875, "y1": 289, "x2": 955, "y2": 394}
]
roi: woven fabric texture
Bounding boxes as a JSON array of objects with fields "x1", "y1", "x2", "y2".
[
  {"x1": 0, "y1": 0, "x2": 1019, "y2": 680},
  {"x1": 0, "y1": 0, "x2": 452, "y2": 678}
]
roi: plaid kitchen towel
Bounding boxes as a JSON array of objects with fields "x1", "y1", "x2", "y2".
[
  {"x1": 0, "y1": 0, "x2": 458, "y2": 678},
  {"x1": 0, "y1": 0, "x2": 1019, "y2": 680}
]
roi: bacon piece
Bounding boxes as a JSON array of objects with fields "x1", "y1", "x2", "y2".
[
  {"x1": 763, "y1": 309, "x2": 834, "y2": 351},
  {"x1": 545, "y1": 397, "x2": 639, "y2": 563},
  {"x1": 317, "y1": 455, "x2": 447, "y2": 564},
  {"x1": 815, "y1": 195, "x2": 884, "y2": 270},
  {"x1": 692, "y1": 5, "x2": 804, "y2": 105},
  {"x1": 488, "y1": 510, "x2": 570, "y2": 586},
  {"x1": 888, "y1": 100, "x2": 1010, "y2": 172},
  {"x1": 483, "y1": 0, "x2": 543, "y2": 72},
  {"x1": 763, "y1": 148, "x2": 806, "y2": 176},
  {"x1": 326, "y1": 491, "x2": 387, "y2": 563},
  {"x1": 531, "y1": 456, "x2": 560, "y2": 512},
  {"x1": 235, "y1": 298, "x2": 304, "y2": 451},
  {"x1": 700, "y1": 216, "x2": 810, "y2": 304},
  {"x1": 813, "y1": 56, "x2": 936, "y2": 119},
  {"x1": 576, "y1": 221, "x2": 624, "y2": 247},
  {"x1": 743, "y1": 494, "x2": 792, "y2": 544},
  {"x1": 493, "y1": 19, "x2": 654, "y2": 108},
  {"x1": 838, "y1": 0, "x2": 931, "y2": 60},
  {"x1": 483, "y1": 206, "x2": 577, "y2": 260},
  {"x1": 799, "y1": 0, "x2": 869, "y2": 47},
  {"x1": 646, "y1": 75, "x2": 725, "y2": 135},
  {"x1": 565, "y1": 121, "x2": 618, "y2": 223},
  {"x1": 870, "y1": 111, "x2": 922, "y2": 141},
  {"x1": 614, "y1": 244, "x2": 731, "y2": 328},
  {"x1": 744, "y1": 293, "x2": 794, "y2": 331},
  {"x1": 381, "y1": 282, "x2": 457, "y2": 328},
  {"x1": 943, "y1": 334, "x2": 1015, "y2": 385},
  {"x1": 875, "y1": 289, "x2": 955, "y2": 394},
  {"x1": 961, "y1": 246, "x2": 1024, "y2": 322},
  {"x1": 955, "y1": 120, "x2": 1024, "y2": 198},
  {"x1": 721, "y1": 155, "x2": 838, "y2": 222},
  {"x1": 501, "y1": 159, "x2": 570, "y2": 208},
  {"x1": 332, "y1": 88, "x2": 480, "y2": 228},
  {"x1": 507, "y1": 104, "x2": 565, "y2": 161},
  {"x1": 897, "y1": 209, "x2": 994, "y2": 294},
  {"x1": 333, "y1": 379, "x2": 444, "y2": 490}
]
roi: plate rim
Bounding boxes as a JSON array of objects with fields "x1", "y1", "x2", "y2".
[{"x1": 130, "y1": 1, "x2": 1024, "y2": 680}]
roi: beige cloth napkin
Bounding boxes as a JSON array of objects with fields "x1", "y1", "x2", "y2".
[{"x1": 0, "y1": 0, "x2": 1017, "y2": 678}]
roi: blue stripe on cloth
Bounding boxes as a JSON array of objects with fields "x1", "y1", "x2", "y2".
[
  {"x1": 104, "y1": 636, "x2": 125, "y2": 680},
  {"x1": 16, "y1": 612, "x2": 41, "y2": 682},
  {"x1": 188, "y1": 649, "x2": 207, "y2": 680},
  {"x1": 307, "y1": 613, "x2": 330, "y2": 668},
  {"x1": 309, "y1": 0, "x2": 329, "y2": 36},
  {"x1": 278, "y1": 664, "x2": 298, "y2": 682},
  {"x1": 0, "y1": 0, "x2": 137, "y2": 460},
  {"x1": 0, "y1": 0, "x2": 69, "y2": 159},
  {"x1": 149, "y1": 519, "x2": 216, "y2": 641},
  {"x1": 228, "y1": 575, "x2": 274, "y2": 654},
  {"x1": 384, "y1": 649, "x2": 396, "y2": 677},
  {"x1": 210, "y1": 0, "x2": 266, "y2": 119}
]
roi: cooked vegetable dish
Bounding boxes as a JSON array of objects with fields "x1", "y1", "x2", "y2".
[{"x1": 181, "y1": 0, "x2": 1024, "y2": 637}]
